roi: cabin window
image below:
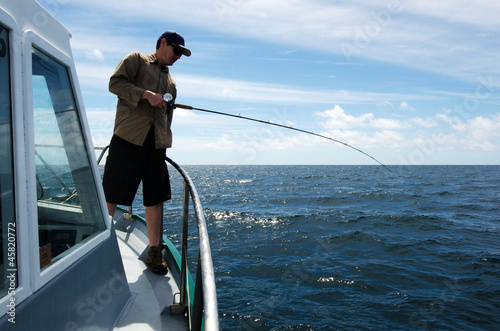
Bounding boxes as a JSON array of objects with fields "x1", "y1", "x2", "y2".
[
  {"x1": 32, "y1": 47, "x2": 106, "y2": 270},
  {"x1": 0, "y1": 25, "x2": 17, "y2": 297}
]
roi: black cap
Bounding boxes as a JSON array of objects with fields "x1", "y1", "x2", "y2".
[{"x1": 158, "y1": 31, "x2": 191, "y2": 57}]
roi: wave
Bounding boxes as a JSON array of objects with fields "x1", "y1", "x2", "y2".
[{"x1": 222, "y1": 179, "x2": 256, "y2": 184}]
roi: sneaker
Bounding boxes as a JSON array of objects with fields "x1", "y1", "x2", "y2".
[{"x1": 146, "y1": 246, "x2": 168, "y2": 274}]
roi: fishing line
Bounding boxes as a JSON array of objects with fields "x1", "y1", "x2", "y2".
[{"x1": 164, "y1": 94, "x2": 392, "y2": 172}]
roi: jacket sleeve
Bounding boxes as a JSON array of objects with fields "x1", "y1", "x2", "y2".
[{"x1": 109, "y1": 52, "x2": 146, "y2": 108}]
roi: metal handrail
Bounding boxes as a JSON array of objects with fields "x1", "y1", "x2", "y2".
[
  {"x1": 96, "y1": 147, "x2": 219, "y2": 330},
  {"x1": 165, "y1": 156, "x2": 219, "y2": 331}
]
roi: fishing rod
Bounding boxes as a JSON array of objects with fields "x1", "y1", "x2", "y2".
[{"x1": 164, "y1": 94, "x2": 392, "y2": 172}]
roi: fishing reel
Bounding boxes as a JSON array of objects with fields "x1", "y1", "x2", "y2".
[{"x1": 163, "y1": 93, "x2": 175, "y2": 107}]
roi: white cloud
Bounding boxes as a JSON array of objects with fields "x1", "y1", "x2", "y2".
[
  {"x1": 85, "y1": 49, "x2": 105, "y2": 63},
  {"x1": 311, "y1": 108, "x2": 500, "y2": 153},
  {"x1": 437, "y1": 114, "x2": 468, "y2": 132},
  {"x1": 459, "y1": 115, "x2": 500, "y2": 151},
  {"x1": 371, "y1": 118, "x2": 410, "y2": 130},
  {"x1": 416, "y1": 113, "x2": 500, "y2": 152},
  {"x1": 315, "y1": 105, "x2": 410, "y2": 130},
  {"x1": 373, "y1": 130, "x2": 407, "y2": 148},
  {"x1": 399, "y1": 101, "x2": 415, "y2": 112},
  {"x1": 406, "y1": 1, "x2": 500, "y2": 29},
  {"x1": 412, "y1": 117, "x2": 438, "y2": 128},
  {"x1": 316, "y1": 106, "x2": 371, "y2": 129}
]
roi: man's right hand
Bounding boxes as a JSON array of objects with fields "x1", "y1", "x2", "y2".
[{"x1": 142, "y1": 90, "x2": 167, "y2": 108}]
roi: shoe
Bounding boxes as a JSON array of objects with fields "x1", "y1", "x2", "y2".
[{"x1": 146, "y1": 246, "x2": 168, "y2": 274}]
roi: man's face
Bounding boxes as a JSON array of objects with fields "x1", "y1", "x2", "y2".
[{"x1": 157, "y1": 38, "x2": 182, "y2": 66}]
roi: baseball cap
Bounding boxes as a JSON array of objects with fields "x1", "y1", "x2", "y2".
[{"x1": 158, "y1": 31, "x2": 191, "y2": 57}]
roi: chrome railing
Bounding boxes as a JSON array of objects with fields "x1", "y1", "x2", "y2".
[
  {"x1": 165, "y1": 156, "x2": 219, "y2": 331},
  {"x1": 97, "y1": 147, "x2": 219, "y2": 330}
]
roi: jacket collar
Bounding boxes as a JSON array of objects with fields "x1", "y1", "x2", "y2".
[{"x1": 148, "y1": 53, "x2": 169, "y2": 72}]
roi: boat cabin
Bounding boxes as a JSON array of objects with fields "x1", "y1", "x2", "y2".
[
  {"x1": 0, "y1": 0, "x2": 131, "y2": 329},
  {"x1": 0, "y1": 0, "x2": 218, "y2": 330}
]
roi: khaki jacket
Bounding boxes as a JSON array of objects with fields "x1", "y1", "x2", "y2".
[{"x1": 109, "y1": 52, "x2": 177, "y2": 149}]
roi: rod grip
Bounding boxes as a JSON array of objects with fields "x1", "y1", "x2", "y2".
[{"x1": 175, "y1": 103, "x2": 193, "y2": 110}]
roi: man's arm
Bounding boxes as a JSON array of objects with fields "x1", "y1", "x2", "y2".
[{"x1": 108, "y1": 52, "x2": 152, "y2": 107}]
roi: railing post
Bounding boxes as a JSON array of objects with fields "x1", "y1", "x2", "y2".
[
  {"x1": 191, "y1": 253, "x2": 204, "y2": 331},
  {"x1": 180, "y1": 181, "x2": 190, "y2": 307}
]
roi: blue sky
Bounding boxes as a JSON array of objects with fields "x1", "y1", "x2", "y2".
[{"x1": 39, "y1": 0, "x2": 500, "y2": 165}]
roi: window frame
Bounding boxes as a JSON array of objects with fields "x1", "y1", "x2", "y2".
[
  {"x1": 21, "y1": 31, "x2": 111, "y2": 292},
  {"x1": 0, "y1": 10, "x2": 26, "y2": 317}
]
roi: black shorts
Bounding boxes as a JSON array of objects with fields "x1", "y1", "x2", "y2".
[{"x1": 102, "y1": 128, "x2": 171, "y2": 206}]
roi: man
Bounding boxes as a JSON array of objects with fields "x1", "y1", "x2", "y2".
[{"x1": 103, "y1": 31, "x2": 191, "y2": 274}]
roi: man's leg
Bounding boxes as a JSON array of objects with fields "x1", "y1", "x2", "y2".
[
  {"x1": 106, "y1": 202, "x2": 117, "y2": 218},
  {"x1": 145, "y1": 203, "x2": 168, "y2": 274},
  {"x1": 145, "y1": 203, "x2": 162, "y2": 247}
]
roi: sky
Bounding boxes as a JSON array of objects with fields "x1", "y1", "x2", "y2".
[{"x1": 38, "y1": 0, "x2": 500, "y2": 165}]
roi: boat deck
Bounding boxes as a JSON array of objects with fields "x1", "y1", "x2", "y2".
[{"x1": 113, "y1": 220, "x2": 188, "y2": 331}]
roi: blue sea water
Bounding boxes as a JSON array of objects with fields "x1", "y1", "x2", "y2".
[{"x1": 135, "y1": 165, "x2": 499, "y2": 330}]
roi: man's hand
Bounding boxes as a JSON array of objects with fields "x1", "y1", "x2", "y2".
[{"x1": 143, "y1": 90, "x2": 167, "y2": 108}]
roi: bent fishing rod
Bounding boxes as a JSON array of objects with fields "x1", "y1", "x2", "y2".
[{"x1": 164, "y1": 94, "x2": 392, "y2": 173}]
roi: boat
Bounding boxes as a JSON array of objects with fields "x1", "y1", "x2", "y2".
[{"x1": 0, "y1": 0, "x2": 218, "y2": 329}]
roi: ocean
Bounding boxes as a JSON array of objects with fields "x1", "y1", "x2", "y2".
[{"x1": 133, "y1": 165, "x2": 499, "y2": 330}]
